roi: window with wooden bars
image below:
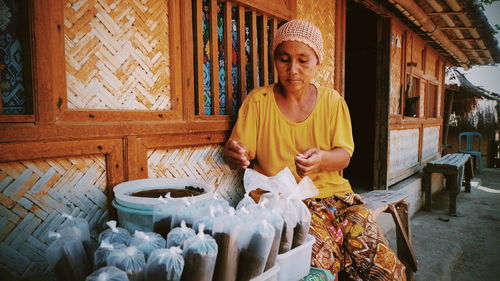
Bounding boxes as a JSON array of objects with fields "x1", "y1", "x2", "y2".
[
  {"x1": 192, "y1": 0, "x2": 283, "y2": 117},
  {"x1": 0, "y1": 0, "x2": 34, "y2": 122},
  {"x1": 404, "y1": 75, "x2": 420, "y2": 117},
  {"x1": 425, "y1": 83, "x2": 438, "y2": 118}
]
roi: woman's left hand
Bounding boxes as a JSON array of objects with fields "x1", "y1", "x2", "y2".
[{"x1": 294, "y1": 148, "x2": 324, "y2": 177}]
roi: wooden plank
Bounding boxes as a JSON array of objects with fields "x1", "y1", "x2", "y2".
[
  {"x1": 195, "y1": 0, "x2": 205, "y2": 116},
  {"x1": 387, "y1": 203, "x2": 418, "y2": 274},
  {"x1": 427, "y1": 11, "x2": 464, "y2": 16},
  {"x1": 361, "y1": 190, "x2": 408, "y2": 217},
  {"x1": 261, "y1": 15, "x2": 269, "y2": 86},
  {"x1": 181, "y1": 0, "x2": 196, "y2": 121},
  {"x1": 439, "y1": 27, "x2": 475, "y2": 30},
  {"x1": 169, "y1": 0, "x2": 183, "y2": 118},
  {"x1": 140, "y1": 131, "x2": 229, "y2": 149},
  {"x1": 0, "y1": 120, "x2": 234, "y2": 143},
  {"x1": 271, "y1": 19, "x2": 278, "y2": 83},
  {"x1": 125, "y1": 135, "x2": 148, "y2": 180},
  {"x1": 0, "y1": 139, "x2": 122, "y2": 163},
  {"x1": 224, "y1": 1, "x2": 234, "y2": 115},
  {"x1": 210, "y1": 0, "x2": 220, "y2": 115},
  {"x1": 238, "y1": 6, "x2": 247, "y2": 102},
  {"x1": 334, "y1": 0, "x2": 346, "y2": 95},
  {"x1": 233, "y1": 0, "x2": 293, "y2": 20},
  {"x1": 251, "y1": 11, "x2": 258, "y2": 90}
]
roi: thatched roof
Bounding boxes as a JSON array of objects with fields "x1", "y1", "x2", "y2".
[
  {"x1": 445, "y1": 68, "x2": 500, "y2": 101},
  {"x1": 445, "y1": 68, "x2": 499, "y2": 133},
  {"x1": 389, "y1": 0, "x2": 500, "y2": 66}
]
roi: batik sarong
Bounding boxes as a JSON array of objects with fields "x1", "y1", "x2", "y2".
[{"x1": 304, "y1": 193, "x2": 406, "y2": 281}]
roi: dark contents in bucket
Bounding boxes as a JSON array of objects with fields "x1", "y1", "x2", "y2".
[{"x1": 131, "y1": 186, "x2": 204, "y2": 198}]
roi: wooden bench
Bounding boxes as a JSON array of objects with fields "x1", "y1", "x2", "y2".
[
  {"x1": 362, "y1": 190, "x2": 417, "y2": 281},
  {"x1": 423, "y1": 153, "x2": 473, "y2": 216}
]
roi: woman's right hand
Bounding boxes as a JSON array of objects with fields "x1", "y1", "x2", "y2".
[{"x1": 223, "y1": 140, "x2": 250, "y2": 169}]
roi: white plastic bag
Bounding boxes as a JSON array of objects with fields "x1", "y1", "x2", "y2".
[
  {"x1": 243, "y1": 167, "x2": 317, "y2": 253},
  {"x1": 98, "y1": 220, "x2": 132, "y2": 245},
  {"x1": 237, "y1": 219, "x2": 275, "y2": 280},
  {"x1": 243, "y1": 167, "x2": 318, "y2": 200},
  {"x1": 247, "y1": 204, "x2": 284, "y2": 270},
  {"x1": 146, "y1": 247, "x2": 184, "y2": 281},
  {"x1": 130, "y1": 230, "x2": 166, "y2": 260},
  {"x1": 166, "y1": 220, "x2": 196, "y2": 249},
  {"x1": 193, "y1": 204, "x2": 225, "y2": 234},
  {"x1": 180, "y1": 224, "x2": 218, "y2": 281},
  {"x1": 236, "y1": 192, "x2": 256, "y2": 210},
  {"x1": 106, "y1": 246, "x2": 145, "y2": 281},
  {"x1": 153, "y1": 195, "x2": 183, "y2": 238},
  {"x1": 46, "y1": 232, "x2": 91, "y2": 281},
  {"x1": 171, "y1": 199, "x2": 196, "y2": 229},
  {"x1": 291, "y1": 199, "x2": 312, "y2": 248},
  {"x1": 211, "y1": 208, "x2": 247, "y2": 281},
  {"x1": 85, "y1": 266, "x2": 129, "y2": 281},
  {"x1": 59, "y1": 214, "x2": 90, "y2": 242},
  {"x1": 93, "y1": 241, "x2": 126, "y2": 270}
]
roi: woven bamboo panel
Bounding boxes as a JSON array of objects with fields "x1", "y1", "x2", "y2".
[
  {"x1": 388, "y1": 128, "x2": 420, "y2": 177},
  {"x1": 422, "y1": 126, "x2": 440, "y2": 161},
  {"x1": 64, "y1": 0, "x2": 171, "y2": 110},
  {"x1": 0, "y1": 156, "x2": 108, "y2": 279},
  {"x1": 390, "y1": 26, "x2": 404, "y2": 115},
  {"x1": 297, "y1": 0, "x2": 336, "y2": 89},
  {"x1": 148, "y1": 144, "x2": 245, "y2": 206}
]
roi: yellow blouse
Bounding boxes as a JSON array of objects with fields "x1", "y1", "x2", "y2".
[{"x1": 230, "y1": 84, "x2": 355, "y2": 198}]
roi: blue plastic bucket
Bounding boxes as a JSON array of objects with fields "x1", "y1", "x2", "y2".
[
  {"x1": 112, "y1": 178, "x2": 215, "y2": 233},
  {"x1": 112, "y1": 199, "x2": 154, "y2": 232}
]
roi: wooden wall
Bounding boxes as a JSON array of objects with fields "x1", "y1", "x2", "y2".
[
  {"x1": 387, "y1": 16, "x2": 447, "y2": 184},
  {"x1": 0, "y1": 0, "x2": 297, "y2": 278}
]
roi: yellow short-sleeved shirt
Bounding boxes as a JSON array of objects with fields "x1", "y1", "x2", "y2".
[{"x1": 230, "y1": 84, "x2": 355, "y2": 198}]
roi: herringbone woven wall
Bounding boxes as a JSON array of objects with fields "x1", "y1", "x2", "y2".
[
  {"x1": 148, "y1": 144, "x2": 245, "y2": 206},
  {"x1": 297, "y1": 0, "x2": 336, "y2": 89},
  {"x1": 65, "y1": 0, "x2": 171, "y2": 110},
  {"x1": 0, "y1": 156, "x2": 108, "y2": 279}
]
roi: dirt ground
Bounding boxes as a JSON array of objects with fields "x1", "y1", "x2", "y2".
[{"x1": 397, "y1": 168, "x2": 500, "y2": 281}]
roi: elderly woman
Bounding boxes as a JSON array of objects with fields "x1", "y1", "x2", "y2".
[{"x1": 223, "y1": 19, "x2": 406, "y2": 281}]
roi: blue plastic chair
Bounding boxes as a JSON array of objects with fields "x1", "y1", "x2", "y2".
[{"x1": 458, "y1": 132, "x2": 483, "y2": 173}]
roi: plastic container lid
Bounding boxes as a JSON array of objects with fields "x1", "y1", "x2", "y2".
[{"x1": 113, "y1": 178, "x2": 214, "y2": 211}]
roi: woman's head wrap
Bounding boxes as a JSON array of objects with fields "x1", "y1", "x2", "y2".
[{"x1": 271, "y1": 19, "x2": 324, "y2": 63}]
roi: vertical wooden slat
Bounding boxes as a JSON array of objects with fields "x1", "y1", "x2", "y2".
[
  {"x1": 181, "y1": 0, "x2": 195, "y2": 120},
  {"x1": 125, "y1": 135, "x2": 148, "y2": 180},
  {"x1": 34, "y1": 1, "x2": 59, "y2": 124},
  {"x1": 261, "y1": 15, "x2": 269, "y2": 86},
  {"x1": 251, "y1": 11, "x2": 258, "y2": 90},
  {"x1": 195, "y1": 0, "x2": 204, "y2": 116},
  {"x1": 210, "y1": 0, "x2": 220, "y2": 115},
  {"x1": 224, "y1": 2, "x2": 234, "y2": 115},
  {"x1": 272, "y1": 19, "x2": 278, "y2": 83},
  {"x1": 334, "y1": 0, "x2": 346, "y2": 95},
  {"x1": 238, "y1": 6, "x2": 246, "y2": 102},
  {"x1": 170, "y1": 0, "x2": 182, "y2": 117}
]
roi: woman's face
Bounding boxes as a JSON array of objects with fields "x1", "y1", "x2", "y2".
[{"x1": 274, "y1": 41, "x2": 319, "y2": 93}]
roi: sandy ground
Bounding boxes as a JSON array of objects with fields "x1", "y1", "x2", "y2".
[{"x1": 392, "y1": 168, "x2": 500, "y2": 281}]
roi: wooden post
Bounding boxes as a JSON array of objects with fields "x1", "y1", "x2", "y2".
[
  {"x1": 395, "y1": 202, "x2": 415, "y2": 281},
  {"x1": 210, "y1": 0, "x2": 220, "y2": 115},
  {"x1": 238, "y1": 6, "x2": 246, "y2": 102},
  {"x1": 224, "y1": 1, "x2": 234, "y2": 115}
]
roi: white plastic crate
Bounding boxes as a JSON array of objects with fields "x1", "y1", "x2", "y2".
[
  {"x1": 276, "y1": 234, "x2": 315, "y2": 281},
  {"x1": 250, "y1": 264, "x2": 280, "y2": 281}
]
